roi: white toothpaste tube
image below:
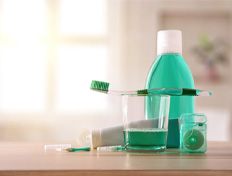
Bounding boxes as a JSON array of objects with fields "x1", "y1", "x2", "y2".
[
  {"x1": 91, "y1": 119, "x2": 158, "y2": 148},
  {"x1": 91, "y1": 125, "x2": 124, "y2": 149}
]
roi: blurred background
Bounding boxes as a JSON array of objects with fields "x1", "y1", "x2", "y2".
[{"x1": 0, "y1": 0, "x2": 231, "y2": 144}]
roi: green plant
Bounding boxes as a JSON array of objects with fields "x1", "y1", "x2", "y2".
[{"x1": 192, "y1": 34, "x2": 229, "y2": 67}]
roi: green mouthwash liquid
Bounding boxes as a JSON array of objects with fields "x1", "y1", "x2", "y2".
[
  {"x1": 145, "y1": 30, "x2": 195, "y2": 148},
  {"x1": 123, "y1": 128, "x2": 168, "y2": 151}
]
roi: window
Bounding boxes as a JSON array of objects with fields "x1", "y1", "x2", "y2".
[{"x1": 0, "y1": 0, "x2": 108, "y2": 114}]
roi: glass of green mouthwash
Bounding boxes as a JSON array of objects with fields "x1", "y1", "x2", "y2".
[
  {"x1": 122, "y1": 95, "x2": 170, "y2": 152},
  {"x1": 180, "y1": 113, "x2": 207, "y2": 153}
]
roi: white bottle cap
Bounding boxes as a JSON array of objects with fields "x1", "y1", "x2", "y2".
[{"x1": 157, "y1": 30, "x2": 182, "y2": 55}]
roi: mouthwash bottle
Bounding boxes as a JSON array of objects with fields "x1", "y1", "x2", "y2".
[{"x1": 145, "y1": 30, "x2": 195, "y2": 148}]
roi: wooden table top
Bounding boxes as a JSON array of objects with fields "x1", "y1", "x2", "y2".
[{"x1": 0, "y1": 142, "x2": 232, "y2": 176}]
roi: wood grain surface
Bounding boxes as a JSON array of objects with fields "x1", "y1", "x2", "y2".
[{"x1": 0, "y1": 142, "x2": 231, "y2": 176}]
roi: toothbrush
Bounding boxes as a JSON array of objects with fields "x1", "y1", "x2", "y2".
[
  {"x1": 65, "y1": 147, "x2": 91, "y2": 152},
  {"x1": 90, "y1": 80, "x2": 212, "y2": 96}
]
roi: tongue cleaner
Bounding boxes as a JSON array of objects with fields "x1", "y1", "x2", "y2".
[{"x1": 90, "y1": 80, "x2": 212, "y2": 96}]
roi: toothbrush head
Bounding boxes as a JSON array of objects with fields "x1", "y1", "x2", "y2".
[{"x1": 90, "y1": 80, "x2": 110, "y2": 93}]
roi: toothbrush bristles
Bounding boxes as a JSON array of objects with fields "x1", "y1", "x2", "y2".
[{"x1": 90, "y1": 80, "x2": 110, "y2": 93}]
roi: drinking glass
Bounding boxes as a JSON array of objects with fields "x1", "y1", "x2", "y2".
[{"x1": 122, "y1": 95, "x2": 170, "y2": 152}]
